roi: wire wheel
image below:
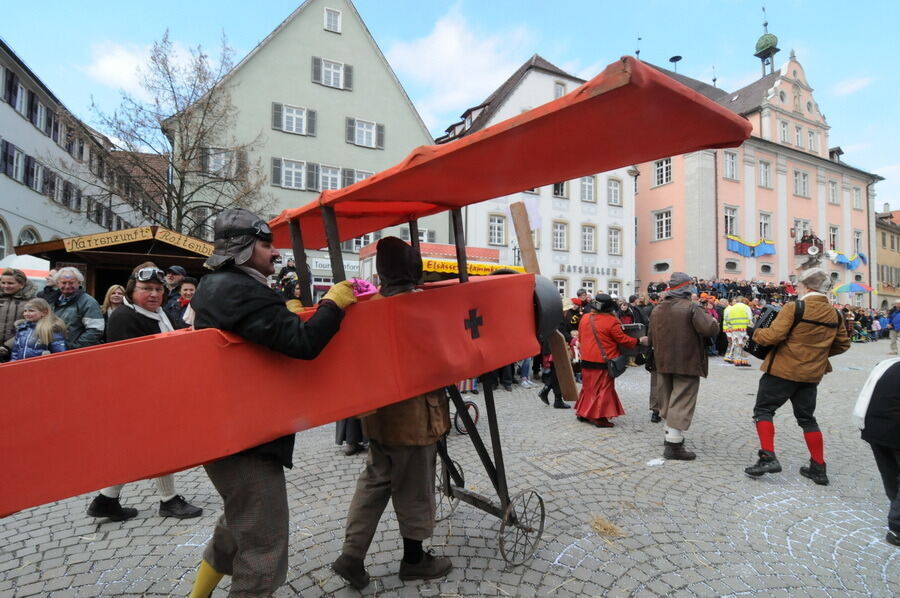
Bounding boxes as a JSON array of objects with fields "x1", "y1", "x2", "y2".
[
  {"x1": 434, "y1": 459, "x2": 463, "y2": 522},
  {"x1": 499, "y1": 489, "x2": 545, "y2": 565},
  {"x1": 454, "y1": 401, "x2": 480, "y2": 434}
]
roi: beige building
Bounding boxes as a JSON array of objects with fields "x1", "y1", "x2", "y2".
[{"x1": 874, "y1": 207, "x2": 900, "y2": 309}]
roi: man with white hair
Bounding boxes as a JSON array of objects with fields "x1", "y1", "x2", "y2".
[
  {"x1": 51, "y1": 267, "x2": 104, "y2": 349},
  {"x1": 744, "y1": 268, "x2": 850, "y2": 485}
]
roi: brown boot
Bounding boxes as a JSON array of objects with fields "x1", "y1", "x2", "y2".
[
  {"x1": 398, "y1": 550, "x2": 452, "y2": 581},
  {"x1": 663, "y1": 440, "x2": 696, "y2": 461}
]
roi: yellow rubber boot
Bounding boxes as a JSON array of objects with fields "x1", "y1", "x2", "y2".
[{"x1": 189, "y1": 560, "x2": 224, "y2": 598}]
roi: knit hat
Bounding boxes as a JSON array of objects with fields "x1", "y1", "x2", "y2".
[
  {"x1": 205, "y1": 208, "x2": 273, "y2": 270},
  {"x1": 376, "y1": 236, "x2": 422, "y2": 297},
  {"x1": 798, "y1": 268, "x2": 832, "y2": 293}
]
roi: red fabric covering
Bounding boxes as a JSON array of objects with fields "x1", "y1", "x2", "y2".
[
  {"x1": 0, "y1": 274, "x2": 538, "y2": 518},
  {"x1": 578, "y1": 313, "x2": 637, "y2": 363},
  {"x1": 804, "y1": 430, "x2": 825, "y2": 464},
  {"x1": 575, "y1": 368, "x2": 625, "y2": 420},
  {"x1": 269, "y1": 57, "x2": 751, "y2": 248},
  {"x1": 756, "y1": 420, "x2": 775, "y2": 453}
]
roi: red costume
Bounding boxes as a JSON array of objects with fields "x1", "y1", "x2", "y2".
[{"x1": 575, "y1": 313, "x2": 638, "y2": 422}]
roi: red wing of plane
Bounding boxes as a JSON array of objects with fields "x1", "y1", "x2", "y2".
[
  {"x1": 0, "y1": 56, "x2": 750, "y2": 518},
  {"x1": 269, "y1": 56, "x2": 751, "y2": 247}
]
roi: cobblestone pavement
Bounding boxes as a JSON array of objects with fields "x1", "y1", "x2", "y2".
[{"x1": 1, "y1": 340, "x2": 898, "y2": 597}]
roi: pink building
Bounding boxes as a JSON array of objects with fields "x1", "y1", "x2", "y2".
[{"x1": 634, "y1": 33, "x2": 882, "y2": 306}]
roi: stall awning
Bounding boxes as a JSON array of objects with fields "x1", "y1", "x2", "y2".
[{"x1": 269, "y1": 56, "x2": 752, "y2": 249}]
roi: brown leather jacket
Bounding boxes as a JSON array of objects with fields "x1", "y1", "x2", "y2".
[
  {"x1": 752, "y1": 294, "x2": 850, "y2": 383},
  {"x1": 361, "y1": 293, "x2": 450, "y2": 445},
  {"x1": 649, "y1": 296, "x2": 720, "y2": 377}
]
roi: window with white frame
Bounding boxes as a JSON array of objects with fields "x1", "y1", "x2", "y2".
[
  {"x1": 206, "y1": 148, "x2": 232, "y2": 176},
  {"x1": 808, "y1": 130, "x2": 817, "y2": 152},
  {"x1": 417, "y1": 229, "x2": 436, "y2": 243},
  {"x1": 853, "y1": 187, "x2": 862, "y2": 209},
  {"x1": 488, "y1": 214, "x2": 506, "y2": 246},
  {"x1": 553, "y1": 278, "x2": 567, "y2": 297},
  {"x1": 552, "y1": 182, "x2": 567, "y2": 198},
  {"x1": 0, "y1": 220, "x2": 7, "y2": 259},
  {"x1": 283, "y1": 105, "x2": 307, "y2": 134},
  {"x1": 11, "y1": 147, "x2": 25, "y2": 182},
  {"x1": 608, "y1": 280, "x2": 621, "y2": 298},
  {"x1": 580, "y1": 176, "x2": 595, "y2": 202},
  {"x1": 320, "y1": 165, "x2": 341, "y2": 191},
  {"x1": 30, "y1": 161, "x2": 43, "y2": 193},
  {"x1": 793, "y1": 218, "x2": 811, "y2": 241},
  {"x1": 793, "y1": 170, "x2": 810, "y2": 197},
  {"x1": 654, "y1": 209, "x2": 672, "y2": 240},
  {"x1": 352, "y1": 233, "x2": 375, "y2": 252},
  {"x1": 779, "y1": 120, "x2": 789, "y2": 142},
  {"x1": 355, "y1": 119, "x2": 376, "y2": 147},
  {"x1": 324, "y1": 7, "x2": 342, "y2": 32},
  {"x1": 581, "y1": 224, "x2": 595, "y2": 253},
  {"x1": 758, "y1": 160, "x2": 771, "y2": 188},
  {"x1": 322, "y1": 59, "x2": 344, "y2": 88},
  {"x1": 828, "y1": 180, "x2": 839, "y2": 205},
  {"x1": 554, "y1": 82, "x2": 566, "y2": 99},
  {"x1": 608, "y1": 227, "x2": 622, "y2": 255},
  {"x1": 829, "y1": 225, "x2": 839, "y2": 250},
  {"x1": 581, "y1": 279, "x2": 595, "y2": 296},
  {"x1": 607, "y1": 179, "x2": 622, "y2": 205},
  {"x1": 354, "y1": 170, "x2": 373, "y2": 183},
  {"x1": 654, "y1": 158, "x2": 672, "y2": 186},
  {"x1": 854, "y1": 230, "x2": 863, "y2": 253},
  {"x1": 795, "y1": 126, "x2": 803, "y2": 146},
  {"x1": 36, "y1": 102, "x2": 46, "y2": 131},
  {"x1": 759, "y1": 212, "x2": 771, "y2": 240},
  {"x1": 282, "y1": 159, "x2": 305, "y2": 189},
  {"x1": 552, "y1": 221, "x2": 568, "y2": 251},
  {"x1": 724, "y1": 206, "x2": 737, "y2": 236},
  {"x1": 17, "y1": 228, "x2": 39, "y2": 245},
  {"x1": 724, "y1": 151, "x2": 738, "y2": 180}
]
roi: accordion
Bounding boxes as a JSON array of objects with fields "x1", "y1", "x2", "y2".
[{"x1": 744, "y1": 304, "x2": 781, "y2": 359}]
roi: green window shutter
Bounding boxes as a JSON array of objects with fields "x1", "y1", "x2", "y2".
[
  {"x1": 376, "y1": 124, "x2": 385, "y2": 150},
  {"x1": 311, "y1": 56, "x2": 322, "y2": 84},
  {"x1": 346, "y1": 117, "x2": 356, "y2": 144},
  {"x1": 305, "y1": 162, "x2": 319, "y2": 192},
  {"x1": 306, "y1": 109, "x2": 316, "y2": 136},
  {"x1": 271, "y1": 157, "x2": 282, "y2": 186},
  {"x1": 272, "y1": 103, "x2": 283, "y2": 130},
  {"x1": 343, "y1": 64, "x2": 353, "y2": 90},
  {"x1": 341, "y1": 168, "x2": 355, "y2": 188}
]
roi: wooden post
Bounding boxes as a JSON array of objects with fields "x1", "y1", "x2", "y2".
[
  {"x1": 451, "y1": 208, "x2": 468, "y2": 283},
  {"x1": 322, "y1": 206, "x2": 346, "y2": 282},
  {"x1": 288, "y1": 219, "x2": 314, "y2": 307},
  {"x1": 510, "y1": 202, "x2": 578, "y2": 403}
]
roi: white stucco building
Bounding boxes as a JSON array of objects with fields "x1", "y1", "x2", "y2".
[{"x1": 438, "y1": 55, "x2": 637, "y2": 299}]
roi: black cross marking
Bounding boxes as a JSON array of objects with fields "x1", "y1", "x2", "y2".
[{"x1": 464, "y1": 309, "x2": 484, "y2": 339}]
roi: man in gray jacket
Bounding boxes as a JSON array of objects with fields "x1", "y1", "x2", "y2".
[
  {"x1": 648, "y1": 272, "x2": 720, "y2": 460},
  {"x1": 52, "y1": 267, "x2": 104, "y2": 349}
]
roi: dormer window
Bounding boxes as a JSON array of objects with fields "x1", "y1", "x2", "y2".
[
  {"x1": 465, "y1": 114, "x2": 472, "y2": 129},
  {"x1": 554, "y1": 82, "x2": 566, "y2": 99}
]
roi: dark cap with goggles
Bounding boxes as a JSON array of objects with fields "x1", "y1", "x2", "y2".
[
  {"x1": 131, "y1": 267, "x2": 166, "y2": 283},
  {"x1": 205, "y1": 208, "x2": 273, "y2": 271}
]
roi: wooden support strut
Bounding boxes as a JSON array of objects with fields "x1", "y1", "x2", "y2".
[
  {"x1": 288, "y1": 219, "x2": 314, "y2": 307},
  {"x1": 322, "y1": 205, "x2": 346, "y2": 283},
  {"x1": 510, "y1": 202, "x2": 578, "y2": 403},
  {"x1": 451, "y1": 208, "x2": 468, "y2": 283}
]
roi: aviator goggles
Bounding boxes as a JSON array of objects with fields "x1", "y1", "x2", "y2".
[
  {"x1": 131, "y1": 267, "x2": 167, "y2": 283},
  {"x1": 217, "y1": 220, "x2": 273, "y2": 242}
]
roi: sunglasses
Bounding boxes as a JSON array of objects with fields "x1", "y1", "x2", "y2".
[
  {"x1": 132, "y1": 267, "x2": 166, "y2": 283},
  {"x1": 219, "y1": 220, "x2": 273, "y2": 242}
]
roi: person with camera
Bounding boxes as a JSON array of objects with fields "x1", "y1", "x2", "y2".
[
  {"x1": 575, "y1": 294, "x2": 648, "y2": 427},
  {"x1": 648, "y1": 272, "x2": 720, "y2": 460},
  {"x1": 743, "y1": 268, "x2": 850, "y2": 485}
]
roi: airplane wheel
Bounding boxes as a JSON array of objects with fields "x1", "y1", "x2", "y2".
[
  {"x1": 498, "y1": 489, "x2": 545, "y2": 566},
  {"x1": 434, "y1": 459, "x2": 463, "y2": 522},
  {"x1": 454, "y1": 401, "x2": 479, "y2": 434}
]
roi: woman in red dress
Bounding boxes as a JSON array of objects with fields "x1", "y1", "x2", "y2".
[{"x1": 575, "y1": 294, "x2": 646, "y2": 427}]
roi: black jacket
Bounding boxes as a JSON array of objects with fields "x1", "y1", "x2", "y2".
[
  {"x1": 191, "y1": 266, "x2": 344, "y2": 467},
  {"x1": 863, "y1": 362, "x2": 900, "y2": 450},
  {"x1": 107, "y1": 304, "x2": 163, "y2": 341}
]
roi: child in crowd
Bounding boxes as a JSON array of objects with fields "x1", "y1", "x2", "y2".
[{"x1": 10, "y1": 298, "x2": 67, "y2": 360}]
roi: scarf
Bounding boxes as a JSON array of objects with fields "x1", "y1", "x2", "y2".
[
  {"x1": 237, "y1": 265, "x2": 270, "y2": 286},
  {"x1": 123, "y1": 297, "x2": 174, "y2": 333}
]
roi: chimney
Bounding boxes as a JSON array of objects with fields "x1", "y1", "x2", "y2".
[{"x1": 885, "y1": 202, "x2": 891, "y2": 213}]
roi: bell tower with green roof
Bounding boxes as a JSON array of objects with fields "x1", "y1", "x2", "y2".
[{"x1": 754, "y1": 7, "x2": 780, "y2": 76}]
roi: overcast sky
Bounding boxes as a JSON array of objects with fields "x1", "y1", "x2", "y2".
[{"x1": 4, "y1": 0, "x2": 897, "y2": 206}]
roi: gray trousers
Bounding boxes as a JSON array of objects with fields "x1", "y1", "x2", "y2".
[
  {"x1": 649, "y1": 370, "x2": 660, "y2": 412},
  {"x1": 657, "y1": 373, "x2": 701, "y2": 432},
  {"x1": 203, "y1": 453, "x2": 289, "y2": 598},
  {"x1": 342, "y1": 440, "x2": 437, "y2": 560},
  {"x1": 891, "y1": 329, "x2": 899, "y2": 353}
]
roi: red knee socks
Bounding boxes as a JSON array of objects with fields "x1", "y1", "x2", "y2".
[
  {"x1": 804, "y1": 431, "x2": 824, "y2": 464},
  {"x1": 756, "y1": 420, "x2": 775, "y2": 453}
]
